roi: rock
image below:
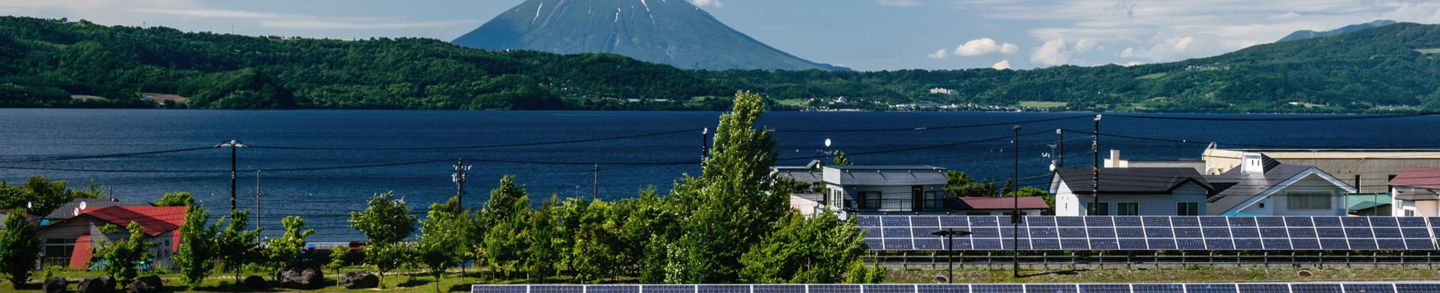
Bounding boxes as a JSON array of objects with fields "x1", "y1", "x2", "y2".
[
  {"x1": 127, "y1": 275, "x2": 162, "y2": 293},
  {"x1": 43, "y1": 276, "x2": 67, "y2": 293},
  {"x1": 77, "y1": 276, "x2": 114, "y2": 293},
  {"x1": 276, "y1": 264, "x2": 324, "y2": 289},
  {"x1": 340, "y1": 271, "x2": 379, "y2": 289},
  {"x1": 242, "y1": 276, "x2": 268, "y2": 289}
]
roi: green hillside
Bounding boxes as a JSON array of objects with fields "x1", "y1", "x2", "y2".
[{"x1": 1, "y1": 17, "x2": 1439, "y2": 113}]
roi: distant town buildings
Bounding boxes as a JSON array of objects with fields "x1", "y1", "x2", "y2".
[
  {"x1": 1203, "y1": 147, "x2": 1440, "y2": 193},
  {"x1": 929, "y1": 87, "x2": 956, "y2": 95}
]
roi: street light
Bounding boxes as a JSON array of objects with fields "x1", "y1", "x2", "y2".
[{"x1": 930, "y1": 228, "x2": 973, "y2": 283}]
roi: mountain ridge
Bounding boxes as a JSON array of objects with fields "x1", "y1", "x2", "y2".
[
  {"x1": 1278, "y1": 20, "x2": 1397, "y2": 42},
  {"x1": 452, "y1": 0, "x2": 845, "y2": 71}
]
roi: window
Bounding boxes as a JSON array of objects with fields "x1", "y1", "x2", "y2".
[
  {"x1": 859, "y1": 191, "x2": 881, "y2": 209},
  {"x1": 1286, "y1": 192, "x2": 1333, "y2": 210},
  {"x1": 923, "y1": 191, "x2": 941, "y2": 210},
  {"x1": 1405, "y1": 209, "x2": 1416, "y2": 217},
  {"x1": 1117, "y1": 202, "x2": 1139, "y2": 215},
  {"x1": 1086, "y1": 202, "x2": 1110, "y2": 215},
  {"x1": 1176, "y1": 202, "x2": 1200, "y2": 215}
]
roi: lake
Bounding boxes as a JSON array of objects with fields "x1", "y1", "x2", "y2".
[{"x1": 2, "y1": 109, "x2": 1437, "y2": 240}]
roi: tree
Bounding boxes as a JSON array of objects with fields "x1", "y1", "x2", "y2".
[
  {"x1": 364, "y1": 241, "x2": 408, "y2": 288},
  {"x1": 0, "y1": 176, "x2": 106, "y2": 216},
  {"x1": 668, "y1": 91, "x2": 788, "y2": 283},
  {"x1": 476, "y1": 176, "x2": 530, "y2": 279},
  {"x1": 154, "y1": 192, "x2": 194, "y2": 207},
  {"x1": 349, "y1": 191, "x2": 416, "y2": 245},
  {"x1": 215, "y1": 210, "x2": 262, "y2": 282},
  {"x1": 524, "y1": 197, "x2": 558, "y2": 281},
  {"x1": 739, "y1": 211, "x2": 872, "y2": 283},
  {"x1": 418, "y1": 204, "x2": 472, "y2": 291},
  {"x1": 327, "y1": 244, "x2": 349, "y2": 276},
  {"x1": 831, "y1": 150, "x2": 853, "y2": 166},
  {"x1": 945, "y1": 171, "x2": 998, "y2": 198},
  {"x1": 92, "y1": 222, "x2": 154, "y2": 289},
  {"x1": 1005, "y1": 187, "x2": 1056, "y2": 215},
  {"x1": 0, "y1": 208, "x2": 42, "y2": 289},
  {"x1": 172, "y1": 203, "x2": 219, "y2": 289},
  {"x1": 265, "y1": 216, "x2": 315, "y2": 280}
]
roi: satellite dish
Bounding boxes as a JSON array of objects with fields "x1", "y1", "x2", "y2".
[
  {"x1": 1050, "y1": 162, "x2": 1057, "y2": 172},
  {"x1": 73, "y1": 208, "x2": 79, "y2": 217},
  {"x1": 824, "y1": 138, "x2": 832, "y2": 148},
  {"x1": 79, "y1": 201, "x2": 88, "y2": 211}
]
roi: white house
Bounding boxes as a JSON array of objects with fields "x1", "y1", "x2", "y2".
[
  {"x1": 1204, "y1": 153, "x2": 1357, "y2": 216},
  {"x1": 821, "y1": 165, "x2": 949, "y2": 214},
  {"x1": 1389, "y1": 167, "x2": 1440, "y2": 217},
  {"x1": 1049, "y1": 167, "x2": 1215, "y2": 216}
]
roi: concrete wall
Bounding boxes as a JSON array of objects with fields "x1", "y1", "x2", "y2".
[
  {"x1": 1234, "y1": 174, "x2": 1349, "y2": 216},
  {"x1": 1054, "y1": 182, "x2": 1208, "y2": 216}
]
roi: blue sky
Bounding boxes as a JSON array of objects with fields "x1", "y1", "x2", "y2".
[{"x1": 4, "y1": 0, "x2": 1439, "y2": 71}]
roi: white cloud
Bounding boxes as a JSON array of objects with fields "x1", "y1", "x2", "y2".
[
  {"x1": 927, "y1": 49, "x2": 949, "y2": 59},
  {"x1": 1123, "y1": 61, "x2": 1143, "y2": 67},
  {"x1": 878, "y1": 0, "x2": 922, "y2": 7},
  {"x1": 1120, "y1": 47, "x2": 1137, "y2": 58},
  {"x1": 953, "y1": 38, "x2": 1019, "y2": 56},
  {"x1": 1030, "y1": 38, "x2": 1074, "y2": 66},
  {"x1": 690, "y1": 0, "x2": 723, "y2": 8},
  {"x1": 991, "y1": 60, "x2": 1012, "y2": 70},
  {"x1": 1074, "y1": 39, "x2": 1101, "y2": 53}
]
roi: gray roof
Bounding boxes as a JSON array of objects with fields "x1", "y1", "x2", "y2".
[
  {"x1": 1203, "y1": 162, "x2": 1315, "y2": 215},
  {"x1": 824, "y1": 165, "x2": 948, "y2": 186},
  {"x1": 827, "y1": 165, "x2": 946, "y2": 171},
  {"x1": 43, "y1": 198, "x2": 152, "y2": 220},
  {"x1": 1052, "y1": 167, "x2": 1213, "y2": 195},
  {"x1": 775, "y1": 169, "x2": 822, "y2": 184}
]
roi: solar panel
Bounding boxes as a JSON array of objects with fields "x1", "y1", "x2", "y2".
[
  {"x1": 1114, "y1": 216, "x2": 1143, "y2": 227},
  {"x1": 1132, "y1": 284, "x2": 1185, "y2": 293},
  {"x1": 1319, "y1": 238, "x2": 1348, "y2": 250},
  {"x1": 1262, "y1": 239, "x2": 1292, "y2": 250},
  {"x1": 1025, "y1": 284, "x2": 1078, "y2": 293},
  {"x1": 940, "y1": 216, "x2": 968, "y2": 228},
  {"x1": 643, "y1": 285, "x2": 695, "y2": 293},
  {"x1": 917, "y1": 285, "x2": 969, "y2": 293},
  {"x1": 1029, "y1": 217, "x2": 1057, "y2": 226},
  {"x1": 1030, "y1": 227, "x2": 1059, "y2": 238},
  {"x1": 971, "y1": 284, "x2": 1023, "y2": 293},
  {"x1": 1396, "y1": 283, "x2": 1440, "y2": 293},
  {"x1": 474, "y1": 285, "x2": 528, "y2": 293},
  {"x1": 1238, "y1": 284, "x2": 1291, "y2": 293},
  {"x1": 857, "y1": 216, "x2": 881, "y2": 227},
  {"x1": 532, "y1": 285, "x2": 584, "y2": 293},
  {"x1": 1405, "y1": 239, "x2": 1435, "y2": 250},
  {"x1": 1205, "y1": 239, "x2": 1234, "y2": 250},
  {"x1": 1061, "y1": 238, "x2": 1090, "y2": 250},
  {"x1": 1142, "y1": 216, "x2": 1171, "y2": 227},
  {"x1": 1291, "y1": 239, "x2": 1320, "y2": 250},
  {"x1": 1119, "y1": 238, "x2": 1148, "y2": 250},
  {"x1": 1200, "y1": 217, "x2": 1228, "y2": 227},
  {"x1": 1288, "y1": 228, "x2": 1317, "y2": 238},
  {"x1": 1089, "y1": 239, "x2": 1119, "y2": 250},
  {"x1": 1234, "y1": 239, "x2": 1263, "y2": 250},
  {"x1": 1085, "y1": 216, "x2": 1114, "y2": 227},
  {"x1": 1056, "y1": 216, "x2": 1085, "y2": 227},
  {"x1": 1288, "y1": 284, "x2": 1342, "y2": 293},
  {"x1": 1076, "y1": 284, "x2": 1128, "y2": 293},
  {"x1": 1146, "y1": 238, "x2": 1177, "y2": 250},
  {"x1": 1371, "y1": 217, "x2": 1399, "y2": 227},
  {"x1": 1374, "y1": 227, "x2": 1403, "y2": 239},
  {"x1": 1257, "y1": 217, "x2": 1286, "y2": 227},
  {"x1": 1376, "y1": 239, "x2": 1407, "y2": 250},
  {"x1": 590, "y1": 285, "x2": 641, "y2": 293},
  {"x1": 882, "y1": 216, "x2": 910, "y2": 227},
  {"x1": 884, "y1": 228, "x2": 913, "y2": 238},
  {"x1": 863, "y1": 285, "x2": 914, "y2": 293},
  {"x1": 1313, "y1": 217, "x2": 1341, "y2": 227},
  {"x1": 1088, "y1": 227, "x2": 1117, "y2": 238},
  {"x1": 808, "y1": 285, "x2": 861, "y2": 293},
  {"x1": 1116, "y1": 228, "x2": 1145, "y2": 238},
  {"x1": 752, "y1": 285, "x2": 805, "y2": 293},
  {"x1": 1175, "y1": 227, "x2": 1203, "y2": 238},
  {"x1": 1032, "y1": 238, "x2": 1062, "y2": 250},
  {"x1": 1341, "y1": 284, "x2": 1396, "y2": 293},
  {"x1": 970, "y1": 216, "x2": 998, "y2": 226},
  {"x1": 973, "y1": 239, "x2": 1002, "y2": 250},
  {"x1": 915, "y1": 239, "x2": 945, "y2": 250},
  {"x1": 1177, "y1": 238, "x2": 1206, "y2": 250},
  {"x1": 1059, "y1": 227, "x2": 1087, "y2": 238},
  {"x1": 1186, "y1": 284, "x2": 1239, "y2": 293},
  {"x1": 1342, "y1": 217, "x2": 1370, "y2": 227},
  {"x1": 915, "y1": 228, "x2": 942, "y2": 238},
  {"x1": 883, "y1": 239, "x2": 913, "y2": 250},
  {"x1": 912, "y1": 216, "x2": 940, "y2": 227},
  {"x1": 1348, "y1": 239, "x2": 1378, "y2": 250},
  {"x1": 1285, "y1": 217, "x2": 1315, "y2": 227},
  {"x1": 1204, "y1": 228, "x2": 1232, "y2": 238},
  {"x1": 698, "y1": 285, "x2": 749, "y2": 293},
  {"x1": 1172, "y1": 216, "x2": 1200, "y2": 227}
]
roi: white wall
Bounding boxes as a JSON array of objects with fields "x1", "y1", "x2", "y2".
[
  {"x1": 830, "y1": 183, "x2": 945, "y2": 212},
  {"x1": 1054, "y1": 182, "x2": 1209, "y2": 216},
  {"x1": 1236, "y1": 174, "x2": 1349, "y2": 216}
]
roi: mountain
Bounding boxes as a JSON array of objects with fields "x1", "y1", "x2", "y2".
[
  {"x1": 452, "y1": 0, "x2": 844, "y2": 71},
  {"x1": 1277, "y1": 20, "x2": 1397, "y2": 42}
]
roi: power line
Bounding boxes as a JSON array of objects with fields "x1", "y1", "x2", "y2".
[
  {"x1": 773, "y1": 115, "x2": 1090, "y2": 133},
  {"x1": 0, "y1": 146, "x2": 214, "y2": 163}
]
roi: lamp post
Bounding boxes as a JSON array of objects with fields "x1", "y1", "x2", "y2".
[{"x1": 930, "y1": 229, "x2": 973, "y2": 283}]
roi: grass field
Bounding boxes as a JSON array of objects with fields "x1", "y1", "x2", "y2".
[
  {"x1": 1018, "y1": 101, "x2": 1067, "y2": 108},
  {"x1": 6, "y1": 266, "x2": 1438, "y2": 292}
]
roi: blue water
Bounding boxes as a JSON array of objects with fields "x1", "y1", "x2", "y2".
[{"x1": 1, "y1": 109, "x2": 1437, "y2": 240}]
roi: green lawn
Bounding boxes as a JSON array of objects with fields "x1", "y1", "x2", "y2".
[{"x1": 10, "y1": 266, "x2": 1440, "y2": 292}]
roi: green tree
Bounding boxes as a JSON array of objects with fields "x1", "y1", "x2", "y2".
[
  {"x1": 525, "y1": 197, "x2": 559, "y2": 281},
  {"x1": 1004, "y1": 187, "x2": 1055, "y2": 215},
  {"x1": 349, "y1": 191, "x2": 417, "y2": 244},
  {"x1": 172, "y1": 204, "x2": 219, "y2": 289},
  {"x1": 945, "y1": 171, "x2": 999, "y2": 198},
  {"x1": 0, "y1": 176, "x2": 106, "y2": 216},
  {"x1": 364, "y1": 241, "x2": 408, "y2": 288},
  {"x1": 739, "y1": 211, "x2": 873, "y2": 283},
  {"x1": 831, "y1": 150, "x2": 853, "y2": 166},
  {"x1": 215, "y1": 210, "x2": 262, "y2": 282},
  {"x1": 265, "y1": 216, "x2": 315, "y2": 280},
  {"x1": 668, "y1": 91, "x2": 788, "y2": 283},
  {"x1": 418, "y1": 203, "x2": 472, "y2": 292},
  {"x1": 92, "y1": 222, "x2": 154, "y2": 289},
  {"x1": 0, "y1": 208, "x2": 42, "y2": 289},
  {"x1": 477, "y1": 176, "x2": 531, "y2": 279},
  {"x1": 327, "y1": 244, "x2": 350, "y2": 276},
  {"x1": 153, "y1": 192, "x2": 194, "y2": 207}
]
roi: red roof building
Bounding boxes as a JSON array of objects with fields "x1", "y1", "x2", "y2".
[
  {"x1": 1390, "y1": 167, "x2": 1440, "y2": 217},
  {"x1": 37, "y1": 206, "x2": 188, "y2": 270}
]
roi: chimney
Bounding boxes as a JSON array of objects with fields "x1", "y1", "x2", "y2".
[
  {"x1": 1107, "y1": 149, "x2": 1122, "y2": 168},
  {"x1": 1241, "y1": 153, "x2": 1264, "y2": 174}
]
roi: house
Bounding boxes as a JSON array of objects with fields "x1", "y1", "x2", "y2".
[
  {"x1": 1049, "y1": 167, "x2": 1215, "y2": 216},
  {"x1": 947, "y1": 197, "x2": 1048, "y2": 216},
  {"x1": 1203, "y1": 147, "x2": 1440, "y2": 193},
  {"x1": 1388, "y1": 167, "x2": 1440, "y2": 217},
  {"x1": 42, "y1": 198, "x2": 154, "y2": 226},
  {"x1": 1204, "y1": 153, "x2": 1357, "y2": 216},
  {"x1": 38, "y1": 206, "x2": 186, "y2": 270}
]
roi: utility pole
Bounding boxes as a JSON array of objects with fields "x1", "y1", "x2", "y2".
[
  {"x1": 1056, "y1": 129, "x2": 1064, "y2": 167},
  {"x1": 254, "y1": 170, "x2": 261, "y2": 234},
  {"x1": 1012, "y1": 125, "x2": 1021, "y2": 278},
  {"x1": 453, "y1": 159, "x2": 471, "y2": 208},
  {"x1": 215, "y1": 140, "x2": 247, "y2": 212},
  {"x1": 1092, "y1": 114, "x2": 1102, "y2": 215},
  {"x1": 593, "y1": 164, "x2": 599, "y2": 200}
]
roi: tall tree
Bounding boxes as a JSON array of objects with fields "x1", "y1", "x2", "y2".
[
  {"x1": 349, "y1": 191, "x2": 417, "y2": 245},
  {"x1": 0, "y1": 176, "x2": 106, "y2": 216},
  {"x1": 418, "y1": 203, "x2": 472, "y2": 292},
  {"x1": 668, "y1": 91, "x2": 787, "y2": 283},
  {"x1": 173, "y1": 203, "x2": 219, "y2": 289},
  {"x1": 215, "y1": 210, "x2": 262, "y2": 282},
  {"x1": 92, "y1": 222, "x2": 154, "y2": 289},
  {"x1": 739, "y1": 211, "x2": 875, "y2": 283},
  {"x1": 476, "y1": 176, "x2": 531, "y2": 279},
  {"x1": 524, "y1": 197, "x2": 558, "y2": 282},
  {"x1": 364, "y1": 241, "x2": 408, "y2": 289},
  {"x1": 0, "y1": 208, "x2": 42, "y2": 289}
]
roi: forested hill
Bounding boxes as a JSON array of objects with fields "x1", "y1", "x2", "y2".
[{"x1": 2, "y1": 16, "x2": 1440, "y2": 113}]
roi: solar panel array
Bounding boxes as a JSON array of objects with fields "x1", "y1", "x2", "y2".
[
  {"x1": 856, "y1": 216, "x2": 1440, "y2": 251},
  {"x1": 473, "y1": 283, "x2": 1440, "y2": 293}
]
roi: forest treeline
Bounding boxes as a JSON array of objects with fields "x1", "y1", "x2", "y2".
[{"x1": 2, "y1": 17, "x2": 1439, "y2": 113}]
